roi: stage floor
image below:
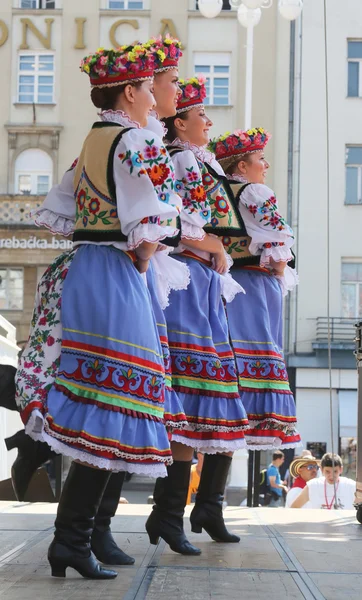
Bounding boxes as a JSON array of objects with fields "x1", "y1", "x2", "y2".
[{"x1": 0, "y1": 502, "x2": 361, "y2": 599}]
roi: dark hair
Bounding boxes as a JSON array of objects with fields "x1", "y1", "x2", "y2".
[
  {"x1": 90, "y1": 81, "x2": 143, "y2": 110},
  {"x1": 272, "y1": 450, "x2": 284, "y2": 461},
  {"x1": 321, "y1": 453, "x2": 343, "y2": 469},
  {"x1": 162, "y1": 112, "x2": 188, "y2": 143}
]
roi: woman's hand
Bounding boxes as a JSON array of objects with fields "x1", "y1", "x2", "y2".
[
  {"x1": 212, "y1": 250, "x2": 229, "y2": 275},
  {"x1": 135, "y1": 258, "x2": 150, "y2": 274},
  {"x1": 270, "y1": 258, "x2": 287, "y2": 276}
]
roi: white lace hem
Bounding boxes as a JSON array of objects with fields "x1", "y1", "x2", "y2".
[
  {"x1": 127, "y1": 223, "x2": 179, "y2": 250},
  {"x1": 33, "y1": 209, "x2": 75, "y2": 237},
  {"x1": 25, "y1": 410, "x2": 170, "y2": 477},
  {"x1": 276, "y1": 266, "x2": 299, "y2": 297},
  {"x1": 151, "y1": 251, "x2": 190, "y2": 309},
  {"x1": 220, "y1": 272, "x2": 246, "y2": 303},
  {"x1": 171, "y1": 434, "x2": 247, "y2": 454},
  {"x1": 257, "y1": 243, "x2": 293, "y2": 267},
  {"x1": 246, "y1": 437, "x2": 303, "y2": 451},
  {"x1": 180, "y1": 221, "x2": 206, "y2": 241}
]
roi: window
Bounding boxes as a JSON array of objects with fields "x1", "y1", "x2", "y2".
[
  {"x1": 195, "y1": 0, "x2": 230, "y2": 8},
  {"x1": 18, "y1": 54, "x2": 54, "y2": 104},
  {"x1": 0, "y1": 269, "x2": 24, "y2": 311},
  {"x1": 20, "y1": 0, "x2": 56, "y2": 8},
  {"x1": 341, "y1": 262, "x2": 362, "y2": 318},
  {"x1": 108, "y1": 0, "x2": 143, "y2": 8},
  {"x1": 345, "y1": 146, "x2": 362, "y2": 205},
  {"x1": 15, "y1": 149, "x2": 53, "y2": 195},
  {"x1": 348, "y1": 41, "x2": 362, "y2": 97},
  {"x1": 194, "y1": 53, "x2": 230, "y2": 106}
]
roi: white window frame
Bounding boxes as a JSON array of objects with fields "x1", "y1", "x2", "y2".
[
  {"x1": 348, "y1": 40, "x2": 362, "y2": 98},
  {"x1": 107, "y1": 0, "x2": 144, "y2": 8},
  {"x1": 18, "y1": 0, "x2": 57, "y2": 8},
  {"x1": 16, "y1": 172, "x2": 52, "y2": 195},
  {"x1": 193, "y1": 0, "x2": 231, "y2": 9},
  {"x1": 17, "y1": 52, "x2": 55, "y2": 104},
  {"x1": 194, "y1": 52, "x2": 231, "y2": 106},
  {"x1": 0, "y1": 268, "x2": 24, "y2": 311},
  {"x1": 345, "y1": 145, "x2": 362, "y2": 205},
  {"x1": 341, "y1": 262, "x2": 362, "y2": 319}
]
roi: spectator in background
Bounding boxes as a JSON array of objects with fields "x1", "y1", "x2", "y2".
[
  {"x1": 291, "y1": 453, "x2": 356, "y2": 510},
  {"x1": 267, "y1": 451, "x2": 288, "y2": 507},
  {"x1": 285, "y1": 455, "x2": 320, "y2": 508},
  {"x1": 186, "y1": 453, "x2": 204, "y2": 505}
]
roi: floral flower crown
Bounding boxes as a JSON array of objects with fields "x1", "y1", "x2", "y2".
[
  {"x1": 176, "y1": 76, "x2": 207, "y2": 113},
  {"x1": 144, "y1": 35, "x2": 183, "y2": 73},
  {"x1": 80, "y1": 45, "x2": 154, "y2": 88},
  {"x1": 209, "y1": 127, "x2": 271, "y2": 167}
]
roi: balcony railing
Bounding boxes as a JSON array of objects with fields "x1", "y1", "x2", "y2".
[
  {"x1": 313, "y1": 317, "x2": 357, "y2": 350},
  {"x1": 0, "y1": 195, "x2": 44, "y2": 226}
]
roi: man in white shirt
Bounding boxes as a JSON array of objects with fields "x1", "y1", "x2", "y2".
[
  {"x1": 285, "y1": 455, "x2": 320, "y2": 508},
  {"x1": 291, "y1": 453, "x2": 356, "y2": 510}
]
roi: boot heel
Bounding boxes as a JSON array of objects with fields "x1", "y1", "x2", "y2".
[
  {"x1": 191, "y1": 522, "x2": 202, "y2": 534},
  {"x1": 5, "y1": 435, "x2": 18, "y2": 451},
  {"x1": 49, "y1": 561, "x2": 66, "y2": 578},
  {"x1": 147, "y1": 530, "x2": 160, "y2": 545}
]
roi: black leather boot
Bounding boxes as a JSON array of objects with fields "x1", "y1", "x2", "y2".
[
  {"x1": 145, "y1": 461, "x2": 201, "y2": 556},
  {"x1": 0, "y1": 364, "x2": 17, "y2": 411},
  {"x1": 190, "y1": 454, "x2": 240, "y2": 543},
  {"x1": 91, "y1": 472, "x2": 135, "y2": 566},
  {"x1": 48, "y1": 462, "x2": 117, "y2": 579},
  {"x1": 5, "y1": 430, "x2": 55, "y2": 501}
]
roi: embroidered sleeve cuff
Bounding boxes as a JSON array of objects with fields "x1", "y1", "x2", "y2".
[
  {"x1": 127, "y1": 221, "x2": 179, "y2": 250},
  {"x1": 252, "y1": 241, "x2": 293, "y2": 267},
  {"x1": 32, "y1": 208, "x2": 74, "y2": 237},
  {"x1": 180, "y1": 221, "x2": 206, "y2": 241}
]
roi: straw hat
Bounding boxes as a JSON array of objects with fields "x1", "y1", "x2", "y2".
[{"x1": 289, "y1": 455, "x2": 320, "y2": 479}]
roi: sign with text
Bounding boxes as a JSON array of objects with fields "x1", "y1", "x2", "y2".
[{"x1": 0, "y1": 236, "x2": 73, "y2": 250}]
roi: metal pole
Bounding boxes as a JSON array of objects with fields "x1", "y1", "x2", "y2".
[
  {"x1": 244, "y1": 24, "x2": 254, "y2": 130},
  {"x1": 247, "y1": 450, "x2": 254, "y2": 507},
  {"x1": 253, "y1": 450, "x2": 261, "y2": 507}
]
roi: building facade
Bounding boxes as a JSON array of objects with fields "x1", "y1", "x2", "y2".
[
  {"x1": 1, "y1": 0, "x2": 361, "y2": 475},
  {"x1": 287, "y1": 0, "x2": 362, "y2": 474}
]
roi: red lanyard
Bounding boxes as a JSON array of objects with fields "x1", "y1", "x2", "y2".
[{"x1": 324, "y1": 479, "x2": 339, "y2": 510}]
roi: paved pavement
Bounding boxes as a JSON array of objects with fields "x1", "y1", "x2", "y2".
[{"x1": 0, "y1": 501, "x2": 361, "y2": 599}]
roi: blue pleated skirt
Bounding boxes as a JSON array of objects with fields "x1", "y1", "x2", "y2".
[{"x1": 227, "y1": 267, "x2": 301, "y2": 450}]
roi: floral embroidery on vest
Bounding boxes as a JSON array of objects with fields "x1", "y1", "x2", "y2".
[{"x1": 75, "y1": 179, "x2": 118, "y2": 229}]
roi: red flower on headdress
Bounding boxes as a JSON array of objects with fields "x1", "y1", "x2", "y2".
[{"x1": 216, "y1": 141, "x2": 227, "y2": 157}]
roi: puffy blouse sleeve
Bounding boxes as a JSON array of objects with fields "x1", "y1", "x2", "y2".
[
  {"x1": 171, "y1": 150, "x2": 211, "y2": 241},
  {"x1": 238, "y1": 183, "x2": 298, "y2": 295},
  {"x1": 32, "y1": 160, "x2": 77, "y2": 237},
  {"x1": 113, "y1": 128, "x2": 181, "y2": 250},
  {"x1": 238, "y1": 183, "x2": 295, "y2": 265}
]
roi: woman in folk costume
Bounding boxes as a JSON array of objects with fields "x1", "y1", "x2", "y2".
[
  {"x1": 146, "y1": 76, "x2": 249, "y2": 551},
  {"x1": 15, "y1": 45, "x2": 183, "y2": 580},
  {"x1": 13, "y1": 38, "x2": 189, "y2": 565},
  {"x1": 210, "y1": 128, "x2": 300, "y2": 449}
]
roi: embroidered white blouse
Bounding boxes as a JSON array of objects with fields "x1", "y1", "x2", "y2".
[
  {"x1": 168, "y1": 139, "x2": 245, "y2": 302},
  {"x1": 229, "y1": 174, "x2": 298, "y2": 295},
  {"x1": 34, "y1": 110, "x2": 179, "y2": 249},
  {"x1": 32, "y1": 110, "x2": 189, "y2": 308}
]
